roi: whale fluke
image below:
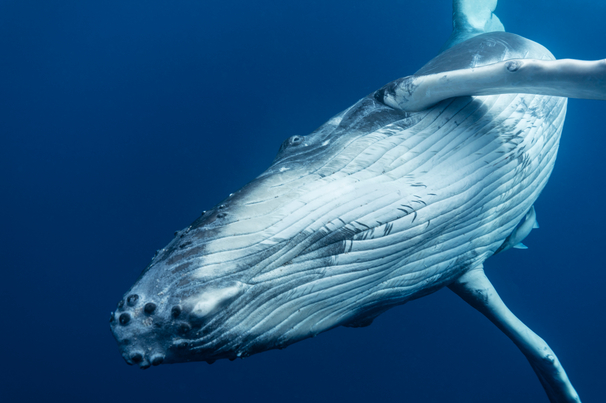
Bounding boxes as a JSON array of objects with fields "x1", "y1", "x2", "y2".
[{"x1": 441, "y1": 0, "x2": 505, "y2": 52}]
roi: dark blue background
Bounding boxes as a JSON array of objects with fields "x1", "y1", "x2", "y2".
[{"x1": 2, "y1": 1, "x2": 605, "y2": 402}]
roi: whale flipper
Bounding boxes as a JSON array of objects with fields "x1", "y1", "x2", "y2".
[
  {"x1": 379, "y1": 56, "x2": 606, "y2": 112},
  {"x1": 495, "y1": 205, "x2": 539, "y2": 254},
  {"x1": 449, "y1": 268, "x2": 581, "y2": 403},
  {"x1": 378, "y1": 0, "x2": 606, "y2": 113},
  {"x1": 441, "y1": 0, "x2": 505, "y2": 52}
]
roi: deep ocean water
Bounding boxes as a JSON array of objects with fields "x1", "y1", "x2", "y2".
[{"x1": 2, "y1": 1, "x2": 605, "y2": 402}]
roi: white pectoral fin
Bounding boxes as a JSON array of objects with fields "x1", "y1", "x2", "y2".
[
  {"x1": 382, "y1": 58, "x2": 606, "y2": 112},
  {"x1": 449, "y1": 267, "x2": 581, "y2": 403},
  {"x1": 513, "y1": 243, "x2": 528, "y2": 249}
]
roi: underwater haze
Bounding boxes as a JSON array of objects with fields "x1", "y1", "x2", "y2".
[{"x1": 2, "y1": 0, "x2": 606, "y2": 402}]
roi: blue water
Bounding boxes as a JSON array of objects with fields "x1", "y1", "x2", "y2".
[{"x1": 2, "y1": 1, "x2": 605, "y2": 402}]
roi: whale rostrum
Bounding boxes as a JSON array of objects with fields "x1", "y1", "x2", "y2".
[{"x1": 110, "y1": 1, "x2": 603, "y2": 402}]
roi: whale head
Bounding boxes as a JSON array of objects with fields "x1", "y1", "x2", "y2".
[
  {"x1": 110, "y1": 276, "x2": 251, "y2": 367},
  {"x1": 109, "y1": 96, "x2": 416, "y2": 367}
]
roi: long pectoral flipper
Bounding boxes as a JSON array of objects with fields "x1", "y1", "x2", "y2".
[
  {"x1": 449, "y1": 268, "x2": 581, "y2": 403},
  {"x1": 380, "y1": 58, "x2": 606, "y2": 112}
]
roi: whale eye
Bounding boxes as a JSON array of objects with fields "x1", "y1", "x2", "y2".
[
  {"x1": 171, "y1": 305, "x2": 182, "y2": 318},
  {"x1": 278, "y1": 135, "x2": 306, "y2": 152}
]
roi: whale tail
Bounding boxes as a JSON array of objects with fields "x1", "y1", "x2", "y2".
[{"x1": 440, "y1": 0, "x2": 505, "y2": 52}]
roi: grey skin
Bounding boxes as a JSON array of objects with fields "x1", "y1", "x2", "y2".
[{"x1": 111, "y1": 32, "x2": 586, "y2": 402}]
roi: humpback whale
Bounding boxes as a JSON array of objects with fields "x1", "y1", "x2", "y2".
[{"x1": 110, "y1": 1, "x2": 605, "y2": 401}]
